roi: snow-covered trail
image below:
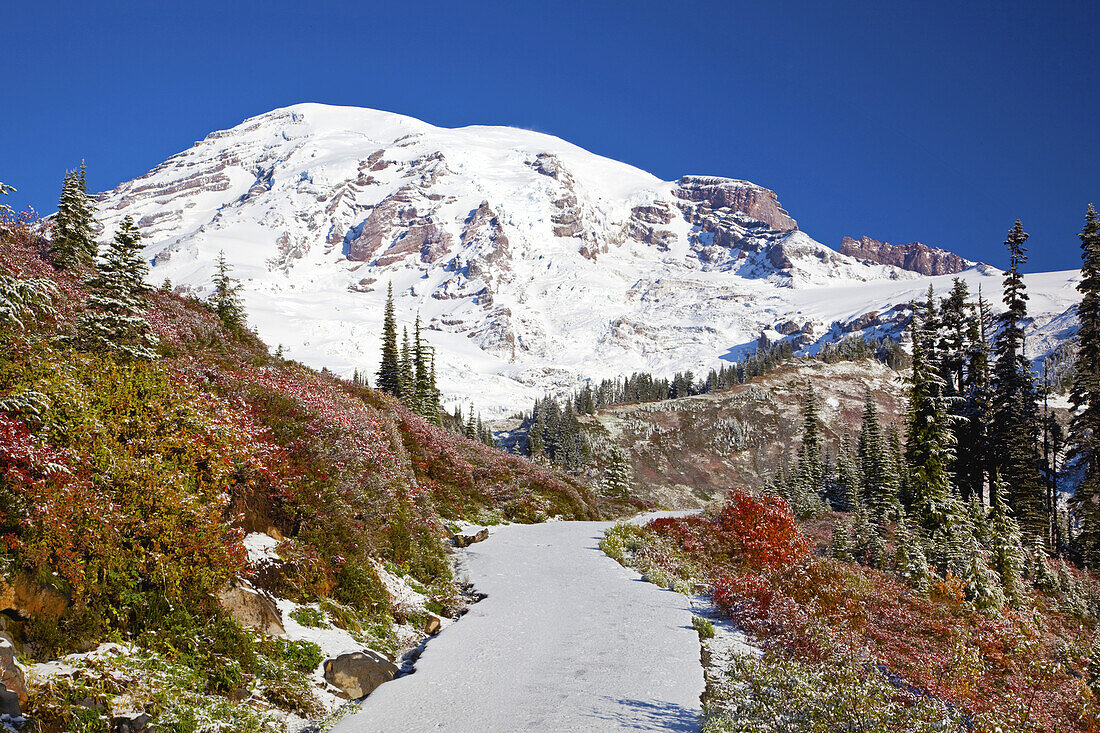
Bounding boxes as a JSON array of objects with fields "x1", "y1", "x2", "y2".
[{"x1": 333, "y1": 519, "x2": 704, "y2": 732}]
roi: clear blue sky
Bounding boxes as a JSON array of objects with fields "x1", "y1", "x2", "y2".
[{"x1": 3, "y1": 0, "x2": 1097, "y2": 272}]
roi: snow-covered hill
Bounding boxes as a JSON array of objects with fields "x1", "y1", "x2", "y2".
[{"x1": 92, "y1": 103, "x2": 1081, "y2": 414}]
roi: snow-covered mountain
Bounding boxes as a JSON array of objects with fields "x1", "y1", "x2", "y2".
[{"x1": 92, "y1": 103, "x2": 1082, "y2": 414}]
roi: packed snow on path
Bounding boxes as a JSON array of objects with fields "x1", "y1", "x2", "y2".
[{"x1": 333, "y1": 518, "x2": 705, "y2": 732}]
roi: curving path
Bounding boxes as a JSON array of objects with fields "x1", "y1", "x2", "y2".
[{"x1": 332, "y1": 518, "x2": 704, "y2": 732}]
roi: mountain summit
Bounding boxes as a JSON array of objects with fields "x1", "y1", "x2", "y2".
[{"x1": 91, "y1": 104, "x2": 1075, "y2": 413}]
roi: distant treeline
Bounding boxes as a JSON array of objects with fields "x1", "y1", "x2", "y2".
[{"x1": 521, "y1": 334, "x2": 909, "y2": 469}]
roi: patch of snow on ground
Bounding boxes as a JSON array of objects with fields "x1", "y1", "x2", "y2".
[{"x1": 242, "y1": 532, "x2": 280, "y2": 565}]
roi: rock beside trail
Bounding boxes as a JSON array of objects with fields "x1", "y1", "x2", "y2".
[
  {"x1": 217, "y1": 583, "x2": 285, "y2": 635},
  {"x1": 0, "y1": 634, "x2": 26, "y2": 708},
  {"x1": 453, "y1": 528, "x2": 489, "y2": 547},
  {"x1": 110, "y1": 713, "x2": 152, "y2": 733},
  {"x1": 323, "y1": 650, "x2": 400, "y2": 699},
  {"x1": 422, "y1": 613, "x2": 442, "y2": 635}
]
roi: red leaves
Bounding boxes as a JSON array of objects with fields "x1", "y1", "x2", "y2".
[{"x1": 716, "y1": 491, "x2": 812, "y2": 569}]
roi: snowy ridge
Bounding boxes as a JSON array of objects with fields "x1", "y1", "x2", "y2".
[{"x1": 91, "y1": 104, "x2": 1081, "y2": 414}]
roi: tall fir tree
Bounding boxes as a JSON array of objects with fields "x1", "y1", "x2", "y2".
[
  {"x1": 906, "y1": 305, "x2": 961, "y2": 531},
  {"x1": 794, "y1": 383, "x2": 824, "y2": 494},
  {"x1": 210, "y1": 251, "x2": 246, "y2": 330},
  {"x1": 376, "y1": 282, "x2": 401, "y2": 395},
  {"x1": 398, "y1": 327, "x2": 413, "y2": 401},
  {"x1": 76, "y1": 216, "x2": 157, "y2": 359},
  {"x1": 858, "y1": 395, "x2": 900, "y2": 520},
  {"x1": 603, "y1": 447, "x2": 633, "y2": 496},
  {"x1": 50, "y1": 164, "x2": 98, "y2": 269},
  {"x1": 1070, "y1": 204, "x2": 1100, "y2": 566},
  {"x1": 829, "y1": 433, "x2": 860, "y2": 512},
  {"x1": 990, "y1": 221, "x2": 1047, "y2": 540}
]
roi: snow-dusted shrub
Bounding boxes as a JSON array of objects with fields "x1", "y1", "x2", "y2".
[{"x1": 702, "y1": 649, "x2": 963, "y2": 733}]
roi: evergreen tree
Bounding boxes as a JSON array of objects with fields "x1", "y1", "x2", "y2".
[
  {"x1": 398, "y1": 327, "x2": 413, "y2": 401},
  {"x1": 987, "y1": 501, "x2": 1026, "y2": 605},
  {"x1": 906, "y1": 312, "x2": 961, "y2": 532},
  {"x1": 858, "y1": 396, "x2": 899, "y2": 520},
  {"x1": 50, "y1": 163, "x2": 98, "y2": 269},
  {"x1": 376, "y1": 282, "x2": 401, "y2": 395},
  {"x1": 210, "y1": 251, "x2": 246, "y2": 330},
  {"x1": 603, "y1": 447, "x2": 633, "y2": 496},
  {"x1": 829, "y1": 434, "x2": 860, "y2": 512},
  {"x1": 412, "y1": 314, "x2": 432, "y2": 415},
  {"x1": 1070, "y1": 204, "x2": 1100, "y2": 566},
  {"x1": 990, "y1": 221, "x2": 1047, "y2": 540},
  {"x1": 830, "y1": 517, "x2": 854, "y2": 562},
  {"x1": 962, "y1": 287, "x2": 996, "y2": 504},
  {"x1": 893, "y1": 516, "x2": 931, "y2": 595},
  {"x1": 76, "y1": 216, "x2": 157, "y2": 359}
]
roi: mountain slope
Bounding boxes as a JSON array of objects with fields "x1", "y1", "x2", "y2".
[{"x1": 90, "y1": 104, "x2": 1080, "y2": 414}]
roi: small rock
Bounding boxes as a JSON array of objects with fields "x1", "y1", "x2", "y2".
[
  {"x1": 0, "y1": 634, "x2": 26, "y2": 706},
  {"x1": 323, "y1": 650, "x2": 400, "y2": 699},
  {"x1": 0, "y1": 685, "x2": 19, "y2": 719},
  {"x1": 422, "y1": 613, "x2": 442, "y2": 635},
  {"x1": 217, "y1": 582, "x2": 285, "y2": 635},
  {"x1": 452, "y1": 528, "x2": 489, "y2": 548},
  {"x1": 110, "y1": 713, "x2": 151, "y2": 733}
]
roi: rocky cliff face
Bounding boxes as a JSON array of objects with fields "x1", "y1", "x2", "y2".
[{"x1": 839, "y1": 235, "x2": 972, "y2": 276}]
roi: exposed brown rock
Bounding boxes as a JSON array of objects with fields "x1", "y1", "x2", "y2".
[
  {"x1": 675, "y1": 176, "x2": 797, "y2": 232},
  {"x1": 323, "y1": 650, "x2": 399, "y2": 699},
  {"x1": 216, "y1": 583, "x2": 285, "y2": 635},
  {"x1": 422, "y1": 613, "x2": 442, "y2": 635},
  {"x1": 839, "y1": 235, "x2": 971, "y2": 276},
  {"x1": 453, "y1": 528, "x2": 489, "y2": 547},
  {"x1": 0, "y1": 633, "x2": 26, "y2": 707},
  {"x1": 347, "y1": 186, "x2": 454, "y2": 265},
  {"x1": 0, "y1": 574, "x2": 68, "y2": 620}
]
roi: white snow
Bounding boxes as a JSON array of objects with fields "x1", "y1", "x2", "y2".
[
  {"x1": 88, "y1": 103, "x2": 1083, "y2": 416},
  {"x1": 332, "y1": 519, "x2": 705, "y2": 732},
  {"x1": 242, "y1": 532, "x2": 280, "y2": 565}
]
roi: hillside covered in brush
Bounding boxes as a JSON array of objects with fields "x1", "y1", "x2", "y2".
[{"x1": 0, "y1": 198, "x2": 635, "y2": 730}]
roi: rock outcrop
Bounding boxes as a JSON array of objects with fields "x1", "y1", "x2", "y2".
[
  {"x1": 675, "y1": 176, "x2": 797, "y2": 232},
  {"x1": 323, "y1": 650, "x2": 400, "y2": 699},
  {"x1": 839, "y1": 236, "x2": 971, "y2": 276},
  {"x1": 0, "y1": 633, "x2": 26, "y2": 709},
  {"x1": 216, "y1": 583, "x2": 285, "y2": 635},
  {"x1": 0, "y1": 574, "x2": 67, "y2": 621},
  {"x1": 453, "y1": 528, "x2": 489, "y2": 547}
]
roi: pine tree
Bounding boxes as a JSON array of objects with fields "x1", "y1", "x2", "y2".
[
  {"x1": 906, "y1": 311, "x2": 961, "y2": 532},
  {"x1": 990, "y1": 221, "x2": 1047, "y2": 540},
  {"x1": 210, "y1": 251, "x2": 246, "y2": 330},
  {"x1": 376, "y1": 282, "x2": 401, "y2": 395},
  {"x1": 50, "y1": 163, "x2": 98, "y2": 269},
  {"x1": 961, "y1": 287, "x2": 996, "y2": 504},
  {"x1": 829, "y1": 433, "x2": 860, "y2": 512},
  {"x1": 858, "y1": 395, "x2": 900, "y2": 520},
  {"x1": 1070, "y1": 205, "x2": 1100, "y2": 566},
  {"x1": 398, "y1": 327, "x2": 413, "y2": 402},
  {"x1": 464, "y1": 407, "x2": 477, "y2": 439},
  {"x1": 893, "y1": 517, "x2": 931, "y2": 595},
  {"x1": 603, "y1": 447, "x2": 633, "y2": 496},
  {"x1": 830, "y1": 517, "x2": 854, "y2": 562},
  {"x1": 987, "y1": 501, "x2": 1026, "y2": 605},
  {"x1": 76, "y1": 216, "x2": 157, "y2": 359}
]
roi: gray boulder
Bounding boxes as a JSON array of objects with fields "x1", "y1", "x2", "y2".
[
  {"x1": 216, "y1": 583, "x2": 285, "y2": 635},
  {"x1": 0, "y1": 634, "x2": 25, "y2": 709},
  {"x1": 323, "y1": 650, "x2": 399, "y2": 699},
  {"x1": 453, "y1": 528, "x2": 489, "y2": 548}
]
